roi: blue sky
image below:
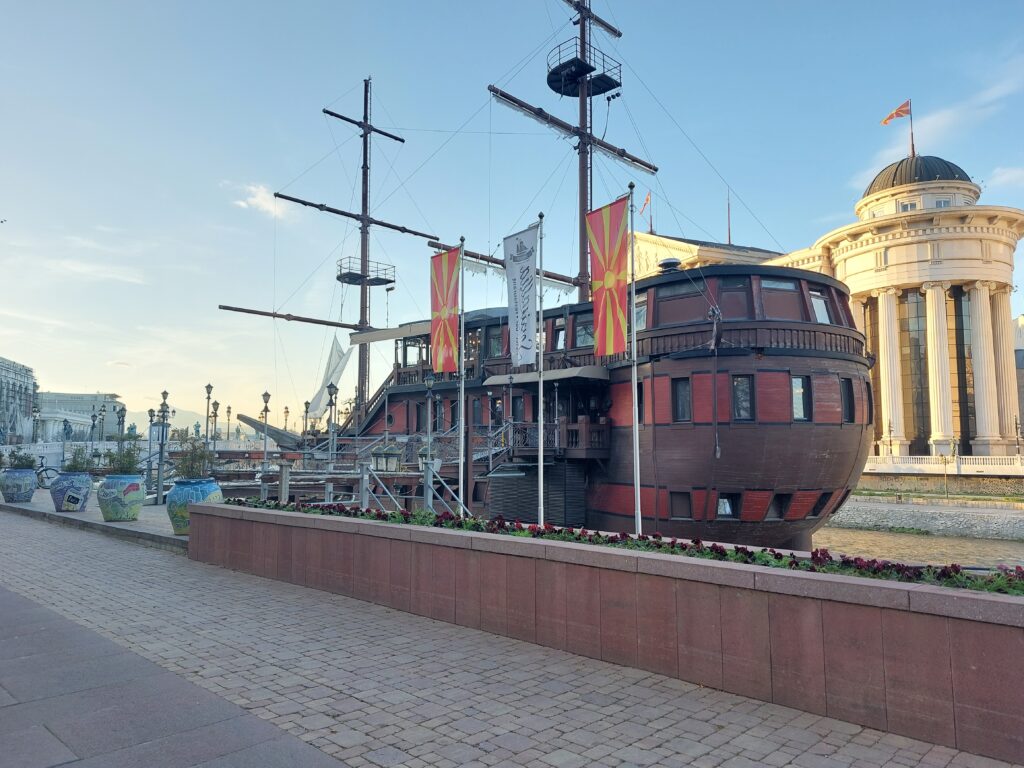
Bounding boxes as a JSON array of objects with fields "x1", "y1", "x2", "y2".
[{"x1": 2, "y1": 0, "x2": 1023, "y2": 422}]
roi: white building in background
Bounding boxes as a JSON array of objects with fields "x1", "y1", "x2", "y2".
[
  {"x1": 36, "y1": 392, "x2": 123, "y2": 442},
  {"x1": 640, "y1": 155, "x2": 1024, "y2": 458},
  {"x1": 0, "y1": 357, "x2": 36, "y2": 444}
]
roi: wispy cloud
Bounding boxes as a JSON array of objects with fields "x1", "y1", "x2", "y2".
[
  {"x1": 226, "y1": 182, "x2": 285, "y2": 219},
  {"x1": 849, "y1": 54, "x2": 1024, "y2": 191},
  {"x1": 106, "y1": 360, "x2": 133, "y2": 368},
  {"x1": 0, "y1": 308, "x2": 73, "y2": 328},
  {"x1": 987, "y1": 166, "x2": 1024, "y2": 188},
  {"x1": 42, "y1": 258, "x2": 146, "y2": 284}
]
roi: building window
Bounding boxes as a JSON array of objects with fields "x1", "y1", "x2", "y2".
[
  {"x1": 634, "y1": 295, "x2": 648, "y2": 331},
  {"x1": 732, "y1": 375, "x2": 754, "y2": 421},
  {"x1": 449, "y1": 400, "x2": 458, "y2": 428},
  {"x1": 636, "y1": 380, "x2": 645, "y2": 423},
  {"x1": 552, "y1": 316, "x2": 565, "y2": 351},
  {"x1": 472, "y1": 398, "x2": 482, "y2": 425},
  {"x1": 791, "y1": 376, "x2": 811, "y2": 421},
  {"x1": 574, "y1": 312, "x2": 594, "y2": 348},
  {"x1": 899, "y1": 200, "x2": 918, "y2": 212},
  {"x1": 840, "y1": 378, "x2": 855, "y2": 423},
  {"x1": 719, "y1": 276, "x2": 751, "y2": 320},
  {"x1": 762, "y1": 278, "x2": 804, "y2": 320},
  {"x1": 934, "y1": 198, "x2": 951, "y2": 208},
  {"x1": 670, "y1": 492, "x2": 691, "y2": 519},
  {"x1": 809, "y1": 287, "x2": 835, "y2": 324},
  {"x1": 717, "y1": 493, "x2": 741, "y2": 518},
  {"x1": 875, "y1": 248, "x2": 889, "y2": 271},
  {"x1": 767, "y1": 493, "x2": 790, "y2": 519},
  {"x1": 672, "y1": 378, "x2": 692, "y2": 422},
  {"x1": 929, "y1": 242, "x2": 941, "y2": 261},
  {"x1": 659, "y1": 278, "x2": 705, "y2": 298},
  {"x1": 484, "y1": 325, "x2": 503, "y2": 358}
]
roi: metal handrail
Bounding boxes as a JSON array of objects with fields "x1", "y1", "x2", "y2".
[{"x1": 366, "y1": 465, "x2": 403, "y2": 512}]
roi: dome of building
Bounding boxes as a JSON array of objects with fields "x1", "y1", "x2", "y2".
[{"x1": 863, "y1": 155, "x2": 971, "y2": 197}]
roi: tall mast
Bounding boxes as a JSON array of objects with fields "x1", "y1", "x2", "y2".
[
  {"x1": 488, "y1": 1, "x2": 655, "y2": 304},
  {"x1": 358, "y1": 78, "x2": 372, "y2": 413}
]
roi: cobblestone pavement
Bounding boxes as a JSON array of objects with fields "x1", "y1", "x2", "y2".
[{"x1": 0, "y1": 514, "x2": 1018, "y2": 768}]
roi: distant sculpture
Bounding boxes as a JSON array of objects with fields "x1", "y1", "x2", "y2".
[{"x1": 193, "y1": 422, "x2": 201, "y2": 438}]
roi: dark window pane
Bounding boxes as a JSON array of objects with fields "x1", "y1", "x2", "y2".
[
  {"x1": 732, "y1": 375, "x2": 754, "y2": 420},
  {"x1": 840, "y1": 378, "x2": 855, "y2": 423},
  {"x1": 791, "y1": 376, "x2": 811, "y2": 421},
  {"x1": 574, "y1": 313, "x2": 594, "y2": 347},
  {"x1": 809, "y1": 287, "x2": 835, "y2": 324},
  {"x1": 672, "y1": 378, "x2": 692, "y2": 422}
]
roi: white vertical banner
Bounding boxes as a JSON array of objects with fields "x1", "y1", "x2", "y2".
[{"x1": 503, "y1": 223, "x2": 540, "y2": 367}]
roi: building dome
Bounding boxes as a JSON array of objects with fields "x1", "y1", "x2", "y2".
[{"x1": 864, "y1": 155, "x2": 971, "y2": 197}]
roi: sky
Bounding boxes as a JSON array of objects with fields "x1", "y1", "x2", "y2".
[{"x1": 2, "y1": 0, "x2": 1023, "y2": 426}]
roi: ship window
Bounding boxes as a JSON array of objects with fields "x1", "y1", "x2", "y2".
[
  {"x1": 484, "y1": 325, "x2": 503, "y2": 358},
  {"x1": 840, "y1": 378, "x2": 855, "y2": 423},
  {"x1": 865, "y1": 382, "x2": 873, "y2": 425},
  {"x1": 659, "y1": 278, "x2": 704, "y2": 298},
  {"x1": 767, "y1": 493, "x2": 790, "y2": 519},
  {"x1": 449, "y1": 400, "x2": 458, "y2": 428},
  {"x1": 574, "y1": 312, "x2": 594, "y2": 348},
  {"x1": 732, "y1": 375, "x2": 754, "y2": 421},
  {"x1": 670, "y1": 491, "x2": 692, "y2": 520},
  {"x1": 717, "y1": 493, "x2": 741, "y2": 518},
  {"x1": 404, "y1": 336, "x2": 428, "y2": 367},
  {"x1": 762, "y1": 278, "x2": 805, "y2": 320},
  {"x1": 415, "y1": 402, "x2": 425, "y2": 431},
  {"x1": 634, "y1": 295, "x2": 648, "y2": 331},
  {"x1": 672, "y1": 378, "x2": 692, "y2": 422},
  {"x1": 809, "y1": 287, "x2": 836, "y2": 324},
  {"x1": 636, "y1": 380, "x2": 645, "y2": 423},
  {"x1": 791, "y1": 376, "x2": 811, "y2": 421},
  {"x1": 552, "y1": 316, "x2": 565, "y2": 351},
  {"x1": 719, "y1": 276, "x2": 751, "y2": 320},
  {"x1": 472, "y1": 398, "x2": 482, "y2": 426},
  {"x1": 809, "y1": 492, "x2": 832, "y2": 518}
]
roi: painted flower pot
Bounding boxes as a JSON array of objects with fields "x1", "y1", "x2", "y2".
[
  {"x1": 97, "y1": 474, "x2": 145, "y2": 522},
  {"x1": 166, "y1": 478, "x2": 223, "y2": 535},
  {"x1": 0, "y1": 469, "x2": 38, "y2": 503},
  {"x1": 49, "y1": 472, "x2": 93, "y2": 513}
]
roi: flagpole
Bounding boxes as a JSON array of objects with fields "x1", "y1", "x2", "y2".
[
  {"x1": 628, "y1": 182, "x2": 641, "y2": 536},
  {"x1": 458, "y1": 236, "x2": 466, "y2": 517},
  {"x1": 537, "y1": 213, "x2": 545, "y2": 528},
  {"x1": 908, "y1": 98, "x2": 916, "y2": 157}
]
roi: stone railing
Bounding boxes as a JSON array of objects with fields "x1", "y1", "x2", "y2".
[
  {"x1": 189, "y1": 502, "x2": 1024, "y2": 765},
  {"x1": 865, "y1": 454, "x2": 1024, "y2": 476}
]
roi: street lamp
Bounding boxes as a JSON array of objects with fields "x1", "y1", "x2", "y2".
[
  {"x1": 116, "y1": 404, "x2": 127, "y2": 441},
  {"x1": 283, "y1": 406, "x2": 290, "y2": 432},
  {"x1": 424, "y1": 370, "x2": 435, "y2": 512},
  {"x1": 61, "y1": 418, "x2": 71, "y2": 467},
  {"x1": 155, "y1": 391, "x2": 170, "y2": 505},
  {"x1": 31, "y1": 404, "x2": 39, "y2": 443},
  {"x1": 211, "y1": 400, "x2": 219, "y2": 458},
  {"x1": 302, "y1": 401, "x2": 310, "y2": 439},
  {"x1": 204, "y1": 384, "x2": 213, "y2": 445},
  {"x1": 99, "y1": 403, "x2": 107, "y2": 445},
  {"x1": 147, "y1": 408, "x2": 156, "y2": 490},
  {"x1": 261, "y1": 392, "x2": 271, "y2": 493},
  {"x1": 225, "y1": 405, "x2": 232, "y2": 446},
  {"x1": 326, "y1": 383, "x2": 338, "y2": 467},
  {"x1": 90, "y1": 410, "x2": 97, "y2": 456}
]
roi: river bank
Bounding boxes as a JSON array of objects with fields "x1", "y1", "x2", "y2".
[{"x1": 830, "y1": 497, "x2": 1024, "y2": 541}]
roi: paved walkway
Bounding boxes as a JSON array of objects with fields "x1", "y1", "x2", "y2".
[{"x1": 0, "y1": 513, "x2": 1017, "y2": 768}]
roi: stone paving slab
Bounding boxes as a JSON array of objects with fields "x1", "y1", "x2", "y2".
[
  {"x1": 0, "y1": 513, "x2": 1019, "y2": 768},
  {"x1": 0, "y1": 488, "x2": 185, "y2": 552},
  {"x1": 0, "y1": 582, "x2": 341, "y2": 766}
]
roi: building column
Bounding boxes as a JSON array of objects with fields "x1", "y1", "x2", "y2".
[
  {"x1": 966, "y1": 281, "x2": 1001, "y2": 454},
  {"x1": 872, "y1": 288, "x2": 909, "y2": 455},
  {"x1": 922, "y1": 281, "x2": 955, "y2": 454},
  {"x1": 991, "y1": 285, "x2": 1021, "y2": 453},
  {"x1": 849, "y1": 296, "x2": 866, "y2": 335}
]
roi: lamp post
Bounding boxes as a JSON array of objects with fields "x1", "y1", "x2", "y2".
[
  {"x1": 98, "y1": 403, "x2": 107, "y2": 447},
  {"x1": 61, "y1": 418, "x2": 71, "y2": 467},
  {"x1": 225, "y1": 405, "x2": 232, "y2": 447},
  {"x1": 302, "y1": 401, "x2": 310, "y2": 440},
  {"x1": 260, "y1": 390, "x2": 271, "y2": 485},
  {"x1": 116, "y1": 404, "x2": 127, "y2": 442},
  {"x1": 155, "y1": 391, "x2": 170, "y2": 506},
  {"x1": 1015, "y1": 415, "x2": 1021, "y2": 457},
  {"x1": 283, "y1": 406, "x2": 290, "y2": 432},
  {"x1": 147, "y1": 408, "x2": 155, "y2": 490},
  {"x1": 204, "y1": 384, "x2": 213, "y2": 445},
  {"x1": 89, "y1": 411, "x2": 97, "y2": 457},
  {"x1": 424, "y1": 371, "x2": 434, "y2": 512},
  {"x1": 211, "y1": 400, "x2": 219, "y2": 459},
  {"x1": 326, "y1": 383, "x2": 338, "y2": 467},
  {"x1": 31, "y1": 405, "x2": 39, "y2": 444}
]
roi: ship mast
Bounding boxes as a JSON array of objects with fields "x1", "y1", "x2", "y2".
[{"x1": 488, "y1": 0, "x2": 656, "y2": 303}]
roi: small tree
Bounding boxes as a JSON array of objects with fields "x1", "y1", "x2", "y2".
[
  {"x1": 107, "y1": 439, "x2": 142, "y2": 475},
  {"x1": 175, "y1": 437, "x2": 212, "y2": 479},
  {"x1": 7, "y1": 448, "x2": 36, "y2": 470},
  {"x1": 64, "y1": 446, "x2": 94, "y2": 473}
]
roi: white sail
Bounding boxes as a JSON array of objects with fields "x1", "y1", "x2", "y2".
[{"x1": 309, "y1": 337, "x2": 353, "y2": 419}]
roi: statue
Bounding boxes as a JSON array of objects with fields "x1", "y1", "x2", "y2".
[
  {"x1": 193, "y1": 422, "x2": 201, "y2": 438},
  {"x1": 127, "y1": 423, "x2": 138, "y2": 438},
  {"x1": 235, "y1": 425, "x2": 241, "y2": 440}
]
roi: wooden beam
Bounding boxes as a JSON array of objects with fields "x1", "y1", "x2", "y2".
[
  {"x1": 218, "y1": 305, "x2": 366, "y2": 331},
  {"x1": 428, "y1": 241, "x2": 577, "y2": 286}
]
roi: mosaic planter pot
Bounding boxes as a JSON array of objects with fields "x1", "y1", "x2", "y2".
[
  {"x1": 166, "y1": 478, "x2": 223, "y2": 535},
  {"x1": 97, "y1": 474, "x2": 145, "y2": 522},
  {"x1": 0, "y1": 468, "x2": 37, "y2": 503},
  {"x1": 49, "y1": 472, "x2": 93, "y2": 513}
]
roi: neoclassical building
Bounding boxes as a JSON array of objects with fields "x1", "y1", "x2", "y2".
[
  {"x1": 0, "y1": 357, "x2": 37, "y2": 444},
  {"x1": 635, "y1": 155, "x2": 1024, "y2": 457}
]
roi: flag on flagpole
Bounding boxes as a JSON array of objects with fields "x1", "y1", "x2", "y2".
[
  {"x1": 586, "y1": 196, "x2": 630, "y2": 356},
  {"x1": 638, "y1": 190, "x2": 651, "y2": 216},
  {"x1": 503, "y1": 223, "x2": 540, "y2": 367},
  {"x1": 881, "y1": 99, "x2": 911, "y2": 125},
  {"x1": 430, "y1": 247, "x2": 460, "y2": 373}
]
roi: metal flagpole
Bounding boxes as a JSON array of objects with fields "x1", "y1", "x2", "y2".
[
  {"x1": 628, "y1": 182, "x2": 641, "y2": 535},
  {"x1": 908, "y1": 99, "x2": 916, "y2": 157},
  {"x1": 537, "y1": 213, "x2": 545, "y2": 527},
  {"x1": 458, "y1": 236, "x2": 467, "y2": 517}
]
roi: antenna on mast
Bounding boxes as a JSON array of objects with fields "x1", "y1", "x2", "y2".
[{"x1": 727, "y1": 189, "x2": 732, "y2": 245}]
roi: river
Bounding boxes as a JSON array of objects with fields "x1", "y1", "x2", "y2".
[{"x1": 813, "y1": 527, "x2": 1024, "y2": 568}]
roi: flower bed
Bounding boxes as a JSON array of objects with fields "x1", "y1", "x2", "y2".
[{"x1": 225, "y1": 499, "x2": 1024, "y2": 596}]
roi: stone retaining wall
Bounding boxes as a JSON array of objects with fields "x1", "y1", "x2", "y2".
[
  {"x1": 859, "y1": 473, "x2": 1024, "y2": 496},
  {"x1": 188, "y1": 503, "x2": 1024, "y2": 765},
  {"x1": 831, "y1": 501, "x2": 1024, "y2": 540}
]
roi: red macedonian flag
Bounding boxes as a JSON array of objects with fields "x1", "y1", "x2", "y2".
[
  {"x1": 586, "y1": 196, "x2": 630, "y2": 357},
  {"x1": 881, "y1": 99, "x2": 911, "y2": 126},
  {"x1": 430, "y1": 247, "x2": 460, "y2": 374}
]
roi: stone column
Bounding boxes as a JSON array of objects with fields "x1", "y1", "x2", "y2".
[
  {"x1": 922, "y1": 281, "x2": 954, "y2": 454},
  {"x1": 966, "y1": 281, "x2": 1000, "y2": 454},
  {"x1": 991, "y1": 285, "x2": 1021, "y2": 452},
  {"x1": 849, "y1": 297, "x2": 866, "y2": 335},
  {"x1": 872, "y1": 288, "x2": 908, "y2": 455}
]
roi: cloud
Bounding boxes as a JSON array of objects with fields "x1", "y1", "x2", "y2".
[
  {"x1": 106, "y1": 360, "x2": 133, "y2": 368},
  {"x1": 229, "y1": 183, "x2": 285, "y2": 219},
  {"x1": 988, "y1": 166, "x2": 1024, "y2": 188},
  {"x1": 0, "y1": 308, "x2": 73, "y2": 328},
  {"x1": 42, "y1": 258, "x2": 146, "y2": 284},
  {"x1": 849, "y1": 54, "x2": 1024, "y2": 190}
]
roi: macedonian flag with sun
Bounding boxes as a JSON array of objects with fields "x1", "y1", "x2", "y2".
[
  {"x1": 586, "y1": 196, "x2": 630, "y2": 356},
  {"x1": 430, "y1": 246, "x2": 460, "y2": 373}
]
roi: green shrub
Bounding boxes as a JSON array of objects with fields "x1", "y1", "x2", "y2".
[
  {"x1": 107, "y1": 441, "x2": 142, "y2": 474},
  {"x1": 6, "y1": 448, "x2": 36, "y2": 470},
  {"x1": 174, "y1": 437, "x2": 212, "y2": 478},
  {"x1": 63, "y1": 446, "x2": 94, "y2": 473}
]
